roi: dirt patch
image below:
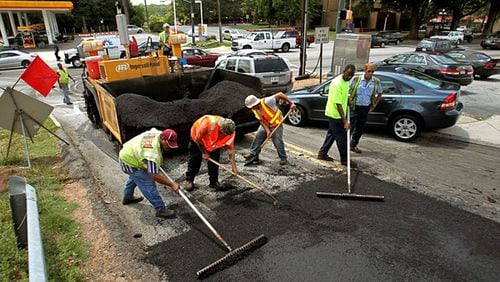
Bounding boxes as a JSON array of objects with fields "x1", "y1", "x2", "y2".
[
  {"x1": 293, "y1": 78, "x2": 321, "y2": 90},
  {"x1": 0, "y1": 166, "x2": 21, "y2": 191},
  {"x1": 60, "y1": 181, "x2": 141, "y2": 281}
]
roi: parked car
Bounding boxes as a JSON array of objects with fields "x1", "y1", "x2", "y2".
[
  {"x1": 275, "y1": 30, "x2": 315, "y2": 47},
  {"x1": 223, "y1": 29, "x2": 245, "y2": 41},
  {"x1": 371, "y1": 34, "x2": 388, "y2": 48},
  {"x1": 215, "y1": 54, "x2": 293, "y2": 95},
  {"x1": 375, "y1": 30, "x2": 404, "y2": 45},
  {"x1": 481, "y1": 32, "x2": 500, "y2": 49},
  {"x1": 431, "y1": 31, "x2": 464, "y2": 44},
  {"x1": 182, "y1": 48, "x2": 221, "y2": 67},
  {"x1": 376, "y1": 52, "x2": 474, "y2": 85},
  {"x1": 416, "y1": 38, "x2": 458, "y2": 53},
  {"x1": 462, "y1": 29, "x2": 474, "y2": 43},
  {"x1": 127, "y1": 25, "x2": 143, "y2": 34},
  {"x1": 447, "y1": 50, "x2": 500, "y2": 79},
  {"x1": 214, "y1": 49, "x2": 267, "y2": 66},
  {"x1": 0, "y1": 50, "x2": 36, "y2": 69},
  {"x1": 283, "y1": 70, "x2": 463, "y2": 142}
]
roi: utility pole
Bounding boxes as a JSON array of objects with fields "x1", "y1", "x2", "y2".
[
  {"x1": 335, "y1": 0, "x2": 345, "y2": 34},
  {"x1": 143, "y1": 0, "x2": 149, "y2": 31},
  {"x1": 217, "y1": 0, "x2": 222, "y2": 43},
  {"x1": 190, "y1": 0, "x2": 195, "y2": 44}
]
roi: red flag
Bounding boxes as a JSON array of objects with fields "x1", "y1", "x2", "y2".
[{"x1": 20, "y1": 56, "x2": 59, "y2": 97}]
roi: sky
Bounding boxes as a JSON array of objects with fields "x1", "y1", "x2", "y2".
[{"x1": 130, "y1": 0, "x2": 172, "y2": 5}]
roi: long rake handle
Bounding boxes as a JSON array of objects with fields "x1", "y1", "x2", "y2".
[
  {"x1": 208, "y1": 158, "x2": 278, "y2": 205},
  {"x1": 347, "y1": 110, "x2": 351, "y2": 194},
  {"x1": 256, "y1": 110, "x2": 292, "y2": 153},
  {"x1": 158, "y1": 167, "x2": 232, "y2": 252}
]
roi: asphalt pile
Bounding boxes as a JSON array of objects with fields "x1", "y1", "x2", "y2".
[{"x1": 116, "y1": 81, "x2": 260, "y2": 130}]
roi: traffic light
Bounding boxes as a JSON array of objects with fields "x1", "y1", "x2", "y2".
[
  {"x1": 346, "y1": 10, "x2": 353, "y2": 20},
  {"x1": 339, "y1": 10, "x2": 347, "y2": 20}
]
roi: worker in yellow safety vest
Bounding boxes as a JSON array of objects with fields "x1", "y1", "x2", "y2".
[
  {"x1": 57, "y1": 63, "x2": 75, "y2": 105},
  {"x1": 244, "y1": 92, "x2": 296, "y2": 165},
  {"x1": 159, "y1": 23, "x2": 172, "y2": 56},
  {"x1": 119, "y1": 128, "x2": 180, "y2": 218}
]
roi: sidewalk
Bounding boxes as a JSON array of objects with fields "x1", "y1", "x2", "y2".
[{"x1": 433, "y1": 114, "x2": 500, "y2": 148}]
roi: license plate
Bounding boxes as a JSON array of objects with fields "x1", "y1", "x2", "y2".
[
  {"x1": 271, "y1": 77, "x2": 279, "y2": 83},
  {"x1": 460, "y1": 70, "x2": 466, "y2": 74}
]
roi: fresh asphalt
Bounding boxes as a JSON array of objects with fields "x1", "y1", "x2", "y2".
[{"x1": 146, "y1": 171, "x2": 500, "y2": 281}]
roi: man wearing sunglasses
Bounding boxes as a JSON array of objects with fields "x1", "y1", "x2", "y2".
[{"x1": 348, "y1": 63, "x2": 383, "y2": 154}]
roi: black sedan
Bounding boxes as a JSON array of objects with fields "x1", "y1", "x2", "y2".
[
  {"x1": 284, "y1": 70, "x2": 463, "y2": 142},
  {"x1": 447, "y1": 50, "x2": 500, "y2": 79},
  {"x1": 376, "y1": 52, "x2": 474, "y2": 86},
  {"x1": 371, "y1": 34, "x2": 388, "y2": 48},
  {"x1": 481, "y1": 32, "x2": 500, "y2": 49}
]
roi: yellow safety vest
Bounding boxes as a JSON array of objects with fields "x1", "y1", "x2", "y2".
[
  {"x1": 119, "y1": 129, "x2": 163, "y2": 169},
  {"x1": 57, "y1": 68, "x2": 69, "y2": 84}
]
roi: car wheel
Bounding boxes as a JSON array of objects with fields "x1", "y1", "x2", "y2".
[
  {"x1": 391, "y1": 114, "x2": 421, "y2": 142},
  {"x1": 380, "y1": 42, "x2": 385, "y2": 48},
  {"x1": 21, "y1": 60, "x2": 31, "y2": 68},
  {"x1": 243, "y1": 45, "x2": 252, "y2": 49},
  {"x1": 395, "y1": 39, "x2": 400, "y2": 45},
  {"x1": 457, "y1": 39, "x2": 461, "y2": 45},
  {"x1": 72, "y1": 57, "x2": 83, "y2": 68},
  {"x1": 287, "y1": 105, "x2": 307, "y2": 126},
  {"x1": 138, "y1": 30, "x2": 143, "y2": 33},
  {"x1": 479, "y1": 75, "x2": 490, "y2": 79},
  {"x1": 282, "y1": 43, "x2": 290, "y2": 52}
]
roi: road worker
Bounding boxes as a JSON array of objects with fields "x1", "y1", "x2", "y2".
[
  {"x1": 184, "y1": 115, "x2": 238, "y2": 190},
  {"x1": 159, "y1": 23, "x2": 172, "y2": 56}
]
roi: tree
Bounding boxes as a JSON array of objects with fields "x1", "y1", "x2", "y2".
[
  {"x1": 483, "y1": 0, "x2": 500, "y2": 34},
  {"x1": 431, "y1": 0, "x2": 488, "y2": 30},
  {"x1": 382, "y1": 0, "x2": 429, "y2": 39}
]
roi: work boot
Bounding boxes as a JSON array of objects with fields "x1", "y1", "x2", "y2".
[
  {"x1": 122, "y1": 196, "x2": 144, "y2": 205},
  {"x1": 155, "y1": 209, "x2": 176, "y2": 218},
  {"x1": 243, "y1": 153, "x2": 256, "y2": 161},
  {"x1": 341, "y1": 160, "x2": 358, "y2": 169},
  {"x1": 279, "y1": 159, "x2": 288, "y2": 165},
  {"x1": 351, "y1": 146, "x2": 362, "y2": 154},
  {"x1": 183, "y1": 180, "x2": 194, "y2": 192},
  {"x1": 209, "y1": 181, "x2": 224, "y2": 190},
  {"x1": 317, "y1": 153, "x2": 334, "y2": 161}
]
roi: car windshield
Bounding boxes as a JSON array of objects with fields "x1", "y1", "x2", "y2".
[
  {"x1": 275, "y1": 31, "x2": 285, "y2": 38},
  {"x1": 254, "y1": 58, "x2": 289, "y2": 73},
  {"x1": 246, "y1": 32, "x2": 257, "y2": 39},
  {"x1": 439, "y1": 31, "x2": 450, "y2": 36},
  {"x1": 431, "y1": 54, "x2": 457, "y2": 64},
  {"x1": 418, "y1": 40, "x2": 434, "y2": 48},
  {"x1": 401, "y1": 70, "x2": 442, "y2": 89}
]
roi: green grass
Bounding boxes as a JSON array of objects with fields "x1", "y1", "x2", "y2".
[
  {"x1": 0, "y1": 118, "x2": 88, "y2": 281},
  {"x1": 188, "y1": 40, "x2": 232, "y2": 49}
]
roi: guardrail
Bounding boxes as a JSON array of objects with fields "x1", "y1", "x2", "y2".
[{"x1": 9, "y1": 176, "x2": 48, "y2": 282}]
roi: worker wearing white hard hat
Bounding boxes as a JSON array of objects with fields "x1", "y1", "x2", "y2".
[
  {"x1": 244, "y1": 92, "x2": 295, "y2": 165},
  {"x1": 159, "y1": 23, "x2": 172, "y2": 56}
]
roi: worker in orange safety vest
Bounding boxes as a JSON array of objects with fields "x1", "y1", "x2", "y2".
[
  {"x1": 243, "y1": 92, "x2": 295, "y2": 165},
  {"x1": 184, "y1": 115, "x2": 238, "y2": 191}
]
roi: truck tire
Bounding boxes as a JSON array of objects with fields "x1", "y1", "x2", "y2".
[
  {"x1": 395, "y1": 39, "x2": 400, "y2": 45},
  {"x1": 83, "y1": 87, "x2": 102, "y2": 128},
  {"x1": 282, "y1": 43, "x2": 290, "y2": 52},
  {"x1": 72, "y1": 57, "x2": 83, "y2": 68},
  {"x1": 243, "y1": 45, "x2": 252, "y2": 49}
]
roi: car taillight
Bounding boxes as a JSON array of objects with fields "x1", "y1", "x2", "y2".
[
  {"x1": 440, "y1": 69, "x2": 460, "y2": 75},
  {"x1": 485, "y1": 60, "x2": 495, "y2": 68},
  {"x1": 440, "y1": 93, "x2": 457, "y2": 111}
]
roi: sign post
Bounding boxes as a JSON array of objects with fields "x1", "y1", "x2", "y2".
[{"x1": 315, "y1": 27, "x2": 329, "y2": 83}]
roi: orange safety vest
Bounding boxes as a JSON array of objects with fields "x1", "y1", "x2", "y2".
[
  {"x1": 252, "y1": 98, "x2": 283, "y2": 127},
  {"x1": 191, "y1": 115, "x2": 235, "y2": 152}
]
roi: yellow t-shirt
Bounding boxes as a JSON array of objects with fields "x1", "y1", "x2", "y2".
[{"x1": 325, "y1": 75, "x2": 351, "y2": 119}]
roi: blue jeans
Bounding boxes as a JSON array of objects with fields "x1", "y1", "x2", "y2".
[
  {"x1": 350, "y1": 105, "x2": 370, "y2": 147},
  {"x1": 249, "y1": 125, "x2": 287, "y2": 160},
  {"x1": 122, "y1": 168, "x2": 166, "y2": 212},
  {"x1": 318, "y1": 117, "x2": 347, "y2": 163},
  {"x1": 60, "y1": 84, "x2": 71, "y2": 104}
]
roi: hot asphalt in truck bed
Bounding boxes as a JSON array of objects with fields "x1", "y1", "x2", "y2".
[{"x1": 145, "y1": 171, "x2": 500, "y2": 281}]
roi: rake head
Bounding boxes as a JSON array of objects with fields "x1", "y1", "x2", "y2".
[
  {"x1": 316, "y1": 192, "x2": 385, "y2": 201},
  {"x1": 196, "y1": 234, "x2": 268, "y2": 279}
]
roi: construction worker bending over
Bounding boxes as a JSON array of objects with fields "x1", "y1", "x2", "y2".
[
  {"x1": 243, "y1": 92, "x2": 296, "y2": 165},
  {"x1": 159, "y1": 23, "x2": 172, "y2": 56},
  {"x1": 348, "y1": 63, "x2": 382, "y2": 154},
  {"x1": 184, "y1": 115, "x2": 238, "y2": 191},
  {"x1": 119, "y1": 128, "x2": 180, "y2": 218},
  {"x1": 316, "y1": 64, "x2": 357, "y2": 168}
]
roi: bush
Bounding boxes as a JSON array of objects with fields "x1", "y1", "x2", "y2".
[{"x1": 256, "y1": 21, "x2": 269, "y2": 26}]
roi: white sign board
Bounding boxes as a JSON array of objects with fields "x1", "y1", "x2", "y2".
[{"x1": 315, "y1": 27, "x2": 330, "y2": 44}]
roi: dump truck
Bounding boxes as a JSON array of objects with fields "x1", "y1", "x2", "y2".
[{"x1": 82, "y1": 54, "x2": 265, "y2": 148}]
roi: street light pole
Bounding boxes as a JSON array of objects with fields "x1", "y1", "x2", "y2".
[
  {"x1": 173, "y1": 0, "x2": 177, "y2": 32},
  {"x1": 217, "y1": 0, "x2": 222, "y2": 43},
  {"x1": 195, "y1": 0, "x2": 203, "y2": 27}
]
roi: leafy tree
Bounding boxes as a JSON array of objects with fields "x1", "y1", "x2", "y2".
[
  {"x1": 431, "y1": 0, "x2": 488, "y2": 30},
  {"x1": 382, "y1": 0, "x2": 429, "y2": 39},
  {"x1": 482, "y1": 0, "x2": 499, "y2": 34},
  {"x1": 130, "y1": 5, "x2": 145, "y2": 27}
]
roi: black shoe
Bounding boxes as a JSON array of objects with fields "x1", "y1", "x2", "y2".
[
  {"x1": 155, "y1": 209, "x2": 176, "y2": 218},
  {"x1": 317, "y1": 154, "x2": 334, "y2": 161},
  {"x1": 243, "y1": 153, "x2": 257, "y2": 161},
  {"x1": 341, "y1": 160, "x2": 358, "y2": 168},
  {"x1": 209, "y1": 181, "x2": 224, "y2": 190},
  {"x1": 122, "y1": 196, "x2": 144, "y2": 205},
  {"x1": 66, "y1": 102, "x2": 73, "y2": 105}
]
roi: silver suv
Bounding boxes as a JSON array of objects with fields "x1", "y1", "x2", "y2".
[{"x1": 215, "y1": 54, "x2": 293, "y2": 95}]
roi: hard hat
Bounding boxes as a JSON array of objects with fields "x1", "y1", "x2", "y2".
[
  {"x1": 220, "y1": 118, "x2": 235, "y2": 135},
  {"x1": 163, "y1": 23, "x2": 170, "y2": 28},
  {"x1": 245, "y1": 95, "x2": 260, "y2": 108}
]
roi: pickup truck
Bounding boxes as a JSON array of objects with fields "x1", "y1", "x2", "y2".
[
  {"x1": 275, "y1": 30, "x2": 315, "y2": 47},
  {"x1": 64, "y1": 35, "x2": 124, "y2": 67},
  {"x1": 431, "y1": 31, "x2": 464, "y2": 45},
  {"x1": 231, "y1": 31, "x2": 295, "y2": 52}
]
